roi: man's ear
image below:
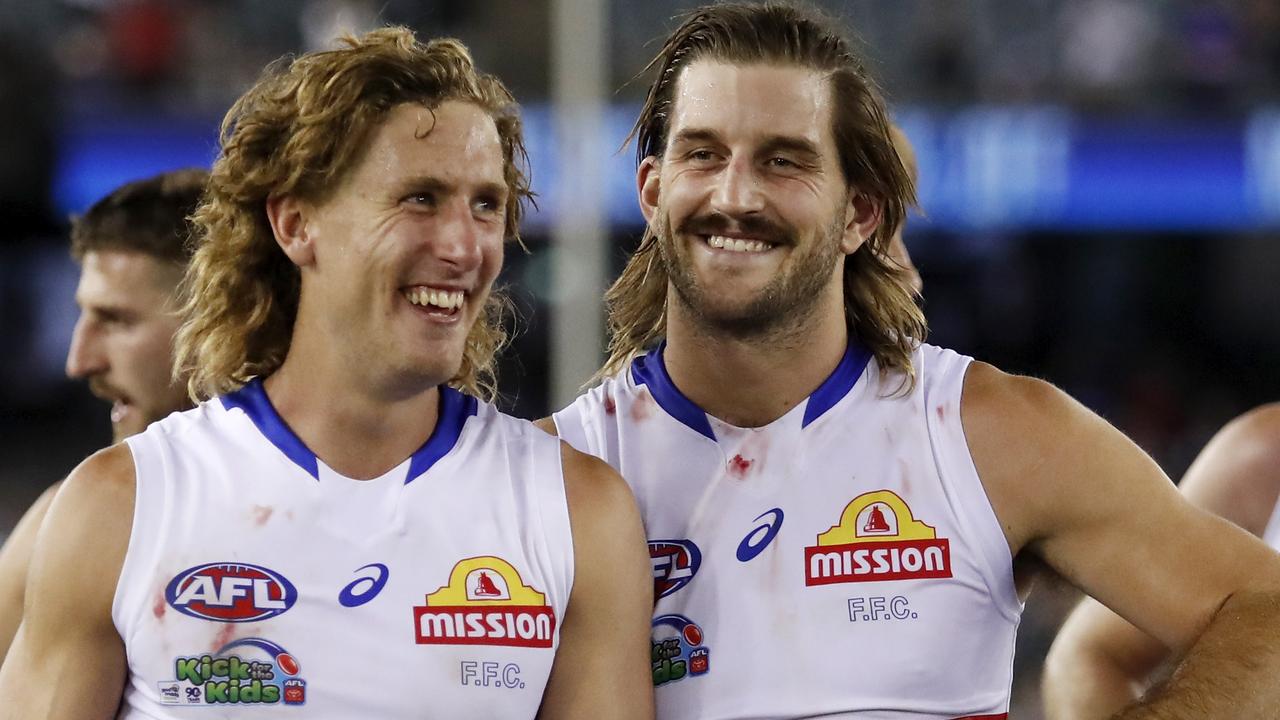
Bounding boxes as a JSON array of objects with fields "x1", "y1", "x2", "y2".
[
  {"x1": 637, "y1": 156, "x2": 661, "y2": 226},
  {"x1": 841, "y1": 191, "x2": 883, "y2": 255},
  {"x1": 265, "y1": 194, "x2": 316, "y2": 267}
]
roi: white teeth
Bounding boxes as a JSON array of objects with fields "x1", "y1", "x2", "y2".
[
  {"x1": 405, "y1": 288, "x2": 464, "y2": 311},
  {"x1": 706, "y1": 235, "x2": 770, "y2": 253}
]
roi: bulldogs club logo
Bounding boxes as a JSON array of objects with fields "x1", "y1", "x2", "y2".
[
  {"x1": 804, "y1": 490, "x2": 952, "y2": 586},
  {"x1": 413, "y1": 556, "x2": 557, "y2": 648}
]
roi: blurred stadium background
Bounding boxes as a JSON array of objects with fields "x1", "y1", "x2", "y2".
[{"x1": 1, "y1": 0, "x2": 1278, "y2": 715}]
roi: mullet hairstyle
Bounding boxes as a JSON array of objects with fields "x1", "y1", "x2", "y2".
[
  {"x1": 176, "y1": 27, "x2": 531, "y2": 401},
  {"x1": 601, "y1": 1, "x2": 925, "y2": 389}
]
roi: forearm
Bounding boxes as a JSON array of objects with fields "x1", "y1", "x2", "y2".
[
  {"x1": 1044, "y1": 642, "x2": 1142, "y2": 720},
  {"x1": 1115, "y1": 590, "x2": 1280, "y2": 719}
]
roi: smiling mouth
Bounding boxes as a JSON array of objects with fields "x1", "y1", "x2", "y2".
[
  {"x1": 403, "y1": 286, "x2": 465, "y2": 316},
  {"x1": 701, "y1": 235, "x2": 775, "y2": 254}
]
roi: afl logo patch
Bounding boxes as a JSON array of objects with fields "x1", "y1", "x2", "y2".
[
  {"x1": 648, "y1": 539, "x2": 701, "y2": 599},
  {"x1": 165, "y1": 562, "x2": 298, "y2": 622}
]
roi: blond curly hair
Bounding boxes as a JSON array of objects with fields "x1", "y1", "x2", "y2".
[
  {"x1": 176, "y1": 27, "x2": 531, "y2": 401},
  {"x1": 600, "y1": 3, "x2": 925, "y2": 389}
]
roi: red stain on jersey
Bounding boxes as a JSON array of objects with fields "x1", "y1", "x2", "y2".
[
  {"x1": 211, "y1": 623, "x2": 236, "y2": 652},
  {"x1": 936, "y1": 405, "x2": 946, "y2": 422},
  {"x1": 153, "y1": 592, "x2": 167, "y2": 620},
  {"x1": 603, "y1": 394, "x2": 617, "y2": 415},
  {"x1": 251, "y1": 505, "x2": 274, "y2": 526},
  {"x1": 727, "y1": 454, "x2": 754, "y2": 478},
  {"x1": 630, "y1": 392, "x2": 653, "y2": 422}
]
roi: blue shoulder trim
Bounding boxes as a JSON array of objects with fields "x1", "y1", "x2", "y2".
[
  {"x1": 630, "y1": 343, "x2": 717, "y2": 441},
  {"x1": 801, "y1": 343, "x2": 872, "y2": 427},
  {"x1": 221, "y1": 378, "x2": 319, "y2": 480}
]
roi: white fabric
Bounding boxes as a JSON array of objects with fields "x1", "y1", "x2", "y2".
[
  {"x1": 115, "y1": 383, "x2": 573, "y2": 719},
  {"x1": 555, "y1": 342, "x2": 1021, "y2": 720}
]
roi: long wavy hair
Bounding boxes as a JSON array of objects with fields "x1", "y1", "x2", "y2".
[
  {"x1": 176, "y1": 28, "x2": 531, "y2": 401},
  {"x1": 600, "y1": 2, "x2": 925, "y2": 389}
]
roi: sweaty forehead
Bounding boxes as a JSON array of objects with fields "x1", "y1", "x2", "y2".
[
  {"x1": 358, "y1": 101, "x2": 506, "y2": 185},
  {"x1": 77, "y1": 250, "x2": 180, "y2": 306},
  {"x1": 668, "y1": 61, "x2": 834, "y2": 150}
]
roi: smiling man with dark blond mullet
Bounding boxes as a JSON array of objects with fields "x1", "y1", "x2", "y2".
[{"x1": 540, "y1": 3, "x2": 1280, "y2": 718}]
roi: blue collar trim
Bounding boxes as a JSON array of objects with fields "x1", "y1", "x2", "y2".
[
  {"x1": 630, "y1": 343, "x2": 717, "y2": 441},
  {"x1": 221, "y1": 379, "x2": 477, "y2": 483},
  {"x1": 628, "y1": 341, "x2": 871, "y2": 441},
  {"x1": 801, "y1": 342, "x2": 872, "y2": 428}
]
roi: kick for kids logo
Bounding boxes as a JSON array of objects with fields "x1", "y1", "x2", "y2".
[
  {"x1": 413, "y1": 556, "x2": 557, "y2": 648},
  {"x1": 158, "y1": 638, "x2": 306, "y2": 707},
  {"x1": 804, "y1": 490, "x2": 952, "y2": 586}
]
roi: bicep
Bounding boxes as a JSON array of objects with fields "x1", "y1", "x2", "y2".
[
  {"x1": 967, "y1": 368, "x2": 1280, "y2": 653},
  {"x1": 0, "y1": 482, "x2": 61, "y2": 661},
  {"x1": 538, "y1": 445, "x2": 653, "y2": 720},
  {"x1": 0, "y1": 449, "x2": 134, "y2": 719}
]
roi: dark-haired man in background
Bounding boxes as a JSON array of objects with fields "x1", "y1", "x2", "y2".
[{"x1": 0, "y1": 168, "x2": 205, "y2": 661}]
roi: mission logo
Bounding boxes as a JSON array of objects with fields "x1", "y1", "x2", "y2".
[
  {"x1": 413, "y1": 556, "x2": 557, "y2": 648},
  {"x1": 804, "y1": 490, "x2": 952, "y2": 586}
]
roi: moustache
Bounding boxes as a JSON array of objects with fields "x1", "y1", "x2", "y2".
[
  {"x1": 677, "y1": 212, "x2": 789, "y2": 245},
  {"x1": 87, "y1": 375, "x2": 128, "y2": 404}
]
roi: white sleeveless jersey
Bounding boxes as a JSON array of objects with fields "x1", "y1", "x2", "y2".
[
  {"x1": 554, "y1": 342, "x2": 1021, "y2": 720},
  {"x1": 115, "y1": 380, "x2": 573, "y2": 719}
]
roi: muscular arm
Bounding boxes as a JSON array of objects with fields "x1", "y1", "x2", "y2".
[
  {"x1": 1042, "y1": 403, "x2": 1280, "y2": 719},
  {"x1": 538, "y1": 443, "x2": 654, "y2": 720},
  {"x1": 0, "y1": 481, "x2": 61, "y2": 661},
  {"x1": 963, "y1": 366, "x2": 1280, "y2": 720},
  {"x1": 0, "y1": 446, "x2": 135, "y2": 719}
]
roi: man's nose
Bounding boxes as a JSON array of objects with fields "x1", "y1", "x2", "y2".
[
  {"x1": 709, "y1": 157, "x2": 765, "y2": 217},
  {"x1": 65, "y1": 317, "x2": 107, "y2": 379}
]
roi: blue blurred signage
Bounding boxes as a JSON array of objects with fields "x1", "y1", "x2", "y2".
[{"x1": 55, "y1": 105, "x2": 1280, "y2": 231}]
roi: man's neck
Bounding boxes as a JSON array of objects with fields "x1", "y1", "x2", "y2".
[
  {"x1": 662, "y1": 296, "x2": 850, "y2": 429},
  {"x1": 263, "y1": 332, "x2": 442, "y2": 481}
]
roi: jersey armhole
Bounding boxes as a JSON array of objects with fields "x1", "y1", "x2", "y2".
[
  {"x1": 925, "y1": 350, "x2": 1023, "y2": 623},
  {"x1": 113, "y1": 433, "x2": 170, "y2": 647}
]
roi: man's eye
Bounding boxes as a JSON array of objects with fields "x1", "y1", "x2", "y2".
[
  {"x1": 406, "y1": 192, "x2": 437, "y2": 206},
  {"x1": 767, "y1": 156, "x2": 796, "y2": 168},
  {"x1": 473, "y1": 197, "x2": 504, "y2": 215}
]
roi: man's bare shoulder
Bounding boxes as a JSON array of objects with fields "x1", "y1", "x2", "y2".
[
  {"x1": 959, "y1": 361, "x2": 1141, "y2": 553},
  {"x1": 533, "y1": 417, "x2": 558, "y2": 436},
  {"x1": 558, "y1": 441, "x2": 633, "y2": 518},
  {"x1": 1215, "y1": 402, "x2": 1280, "y2": 460}
]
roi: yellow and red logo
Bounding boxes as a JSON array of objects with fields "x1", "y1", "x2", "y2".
[
  {"x1": 804, "y1": 490, "x2": 952, "y2": 586},
  {"x1": 413, "y1": 556, "x2": 556, "y2": 648}
]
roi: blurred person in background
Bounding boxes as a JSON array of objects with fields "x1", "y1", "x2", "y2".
[
  {"x1": 0, "y1": 168, "x2": 205, "y2": 662},
  {"x1": 545, "y1": 3, "x2": 1280, "y2": 718},
  {"x1": 0, "y1": 28, "x2": 651, "y2": 719},
  {"x1": 1044, "y1": 402, "x2": 1280, "y2": 719}
]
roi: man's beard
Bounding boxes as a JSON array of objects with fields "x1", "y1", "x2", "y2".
[{"x1": 656, "y1": 207, "x2": 845, "y2": 342}]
